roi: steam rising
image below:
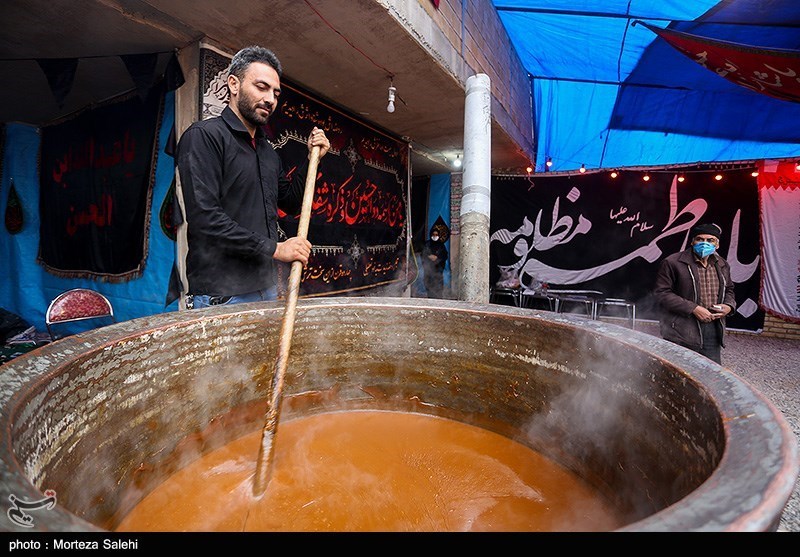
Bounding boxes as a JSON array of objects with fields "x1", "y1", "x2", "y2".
[{"x1": 115, "y1": 410, "x2": 623, "y2": 532}]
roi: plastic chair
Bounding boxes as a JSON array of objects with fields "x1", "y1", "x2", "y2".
[{"x1": 45, "y1": 288, "x2": 114, "y2": 340}]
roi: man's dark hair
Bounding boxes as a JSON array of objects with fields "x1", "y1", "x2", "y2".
[{"x1": 229, "y1": 45, "x2": 283, "y2": 79}]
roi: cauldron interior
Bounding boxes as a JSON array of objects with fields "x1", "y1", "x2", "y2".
[{"x1": 1, "y1": 297, "x2": 797, "y2": 531}]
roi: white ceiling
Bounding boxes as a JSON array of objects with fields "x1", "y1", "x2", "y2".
[{"x1": 0, "y1": 0, "x2": 530, "y2": 176}]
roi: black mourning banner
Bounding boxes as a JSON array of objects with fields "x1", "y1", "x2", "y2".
[
  {"x1": 490, "y1": 170, "x2": 764, "y2": 332},
  {"x1": 39, "y1": 91, "x2": 163, "y2": 280},
  {"x1": 121, "y1": 53, "x2": 159, "y2": 101},
  {"x1": 269, "y1": 81, "x2": 409, "y2": 296},
  {"x1": 36, "y1": 58, "x2": 78, "y2": 108}
]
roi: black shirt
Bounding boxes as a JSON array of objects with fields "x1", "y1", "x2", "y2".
[
  {"x1": 176, "y1": 106, "x2": 308, "y2": 296},
  {"x1": 422, "y1": 240, "x2": 448, "y2": 273}
]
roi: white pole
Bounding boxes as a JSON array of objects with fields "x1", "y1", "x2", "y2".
[{"x1": 458, "y1": 73, "x2": 492, "y2": 303}]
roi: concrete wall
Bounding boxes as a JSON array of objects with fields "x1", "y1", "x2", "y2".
[{"x1": 382, "y1": 0, "x2": 534, "y2": 165}]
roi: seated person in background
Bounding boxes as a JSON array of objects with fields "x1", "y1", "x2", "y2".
[{"x1": 422, "y1": 228, "x2": 448, "y2": 298}]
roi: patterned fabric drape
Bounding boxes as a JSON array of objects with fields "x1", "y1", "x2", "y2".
[
  {"x1": 758, "y1": 159, "x2": 800, "y2": 323},
  {"x1": 638, "y1": 21, "x2": 800, "y2": 103}
]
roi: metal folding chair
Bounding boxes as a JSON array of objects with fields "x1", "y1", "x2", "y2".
[
  {"x1": 520, "y1": 288, "x2": 557, "y2": 311},
  {"x1": 546, "y1": 289, "x2": 604, "y2": 319},
  {"x1": 596, "y1": 298, "x2": 636, "y2": 329},
  {"x1": 490, "y1": 286, "x2": 522, "y2": 307}
]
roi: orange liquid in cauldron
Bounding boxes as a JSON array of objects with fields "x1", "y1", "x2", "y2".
[{"x1": 115, "y1": 410, "x2": 623, "y2": 532}]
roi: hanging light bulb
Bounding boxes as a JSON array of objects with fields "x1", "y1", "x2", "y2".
[
  {"x1": 677, "y1": 174, "x2": 685, "y2": 183},
  {"x1": 526, "y1": 165, "x2": 533, "y2": 174},
  {"x1": 751, "y1": 170, "x2": 759, "y2": 177},
  {"x1": 714, "y1": 173, "x2": 723, "y2": 181},
  {"x1": 453, "y1": 155, "x2": 462, "y2": 169},
  {"x1": 579, "y1": 164, "x2": 586, "y2": 173},
  {"x1": 546, "y1": 156, "x2": 553, "y2": 168},
  {"x1": 795, "y1": 160, "x2": 800, "y2": 171},
  {"x1": 610, "y1": 170, "x2": 618, "y2": 178},
  {"x1": 643, "y1": 173, "x2": 650, "y2": 182},
  {"x1": 387, "y1": 83, "x2": 396, "y2": 113}
]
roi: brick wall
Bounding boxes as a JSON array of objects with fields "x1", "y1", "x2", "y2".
[
  {"x1": 761, "y1": 313, "x2": 800, "y2": 340},
  {"x1": 448, "y1": 172, "x2": 463, "y2": 298}
]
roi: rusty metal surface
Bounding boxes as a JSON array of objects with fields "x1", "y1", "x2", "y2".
[{"x1": 0, "y1": 297, "x2": 797, "y2": 531}]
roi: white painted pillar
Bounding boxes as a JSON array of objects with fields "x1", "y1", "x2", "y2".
[{"x1": 458, "y1": 74, "x2": 492, "y2": 304}]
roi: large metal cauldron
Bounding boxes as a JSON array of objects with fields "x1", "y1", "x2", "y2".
[{"x1": 1, "y1": 297, "x2": 797, "y2": 531}]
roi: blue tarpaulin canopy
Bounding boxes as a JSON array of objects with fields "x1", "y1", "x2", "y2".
[{"x1": 493, "y1": 0, "x2": 800, "y2": 172}]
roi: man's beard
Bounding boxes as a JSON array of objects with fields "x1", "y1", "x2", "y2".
[{"x1": 237, "y1": 93, "x2": 271, "y2": 127}]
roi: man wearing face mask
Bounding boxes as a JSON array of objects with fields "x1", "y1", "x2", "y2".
[
  {"x1": 653, "y1": 223, "x2": 737, "y2": 364},
  {"x1": 422, "y1": 228, "x2": 448, "y2": 298}
]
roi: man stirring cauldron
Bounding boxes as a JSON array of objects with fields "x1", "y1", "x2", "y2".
[{"x1": 177, "y1": 45, "x2": 330, "y2": 310}]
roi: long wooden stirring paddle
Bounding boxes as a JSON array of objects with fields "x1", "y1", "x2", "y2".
[{"x1": 252, "y1": 145, "x2": 321, "y2": 497}]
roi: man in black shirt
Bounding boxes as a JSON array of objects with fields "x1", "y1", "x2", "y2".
[{"x1": 177, "y1": 45, "x2": 330, "y2": 309}]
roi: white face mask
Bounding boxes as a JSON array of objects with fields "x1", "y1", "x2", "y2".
[{"x1": 431, "y1": 235, "x2": 439, "y2": 242}]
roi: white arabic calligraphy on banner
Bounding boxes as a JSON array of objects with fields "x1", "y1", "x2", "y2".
[{"x1": 491, "y1": 174, "x2": 761, "y2": 326}]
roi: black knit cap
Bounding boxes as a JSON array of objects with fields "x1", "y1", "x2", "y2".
[{"x1": 690, "y1": 222, "x2": 722, "y2": 240}]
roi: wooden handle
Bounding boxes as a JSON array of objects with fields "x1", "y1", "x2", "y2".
[
  {"x1": 296, "y1": 145, "x2": 321, "y2": 240},
  {"x1": 252, "y1": 144, "x2": 321, "y2": 497}
]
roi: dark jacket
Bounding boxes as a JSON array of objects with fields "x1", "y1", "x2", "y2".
[
  {"x1": 653, "y1": 248, "x2": 737, "y2": 350},
  {"x1": 422, "y1": 240, "x2": 448, "y2": 274},
  {"x1": 176, "y1": 106, "x2": 309, "y2": 297}
]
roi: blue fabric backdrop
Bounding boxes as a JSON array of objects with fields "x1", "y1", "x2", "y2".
[
  {"x1": 0, "y1": 92, "x2": 178, "y2": 334},
  {"x1": 494, "y1": 0, "x2": 800, "y2": 172},
  {"x1": 428, "y1": 173, "x2": 451, "y2": 288}
]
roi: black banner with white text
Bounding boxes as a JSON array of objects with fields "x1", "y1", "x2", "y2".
[{"x1": 490, "y1": 170, "x2": 763, "y2": 331}]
